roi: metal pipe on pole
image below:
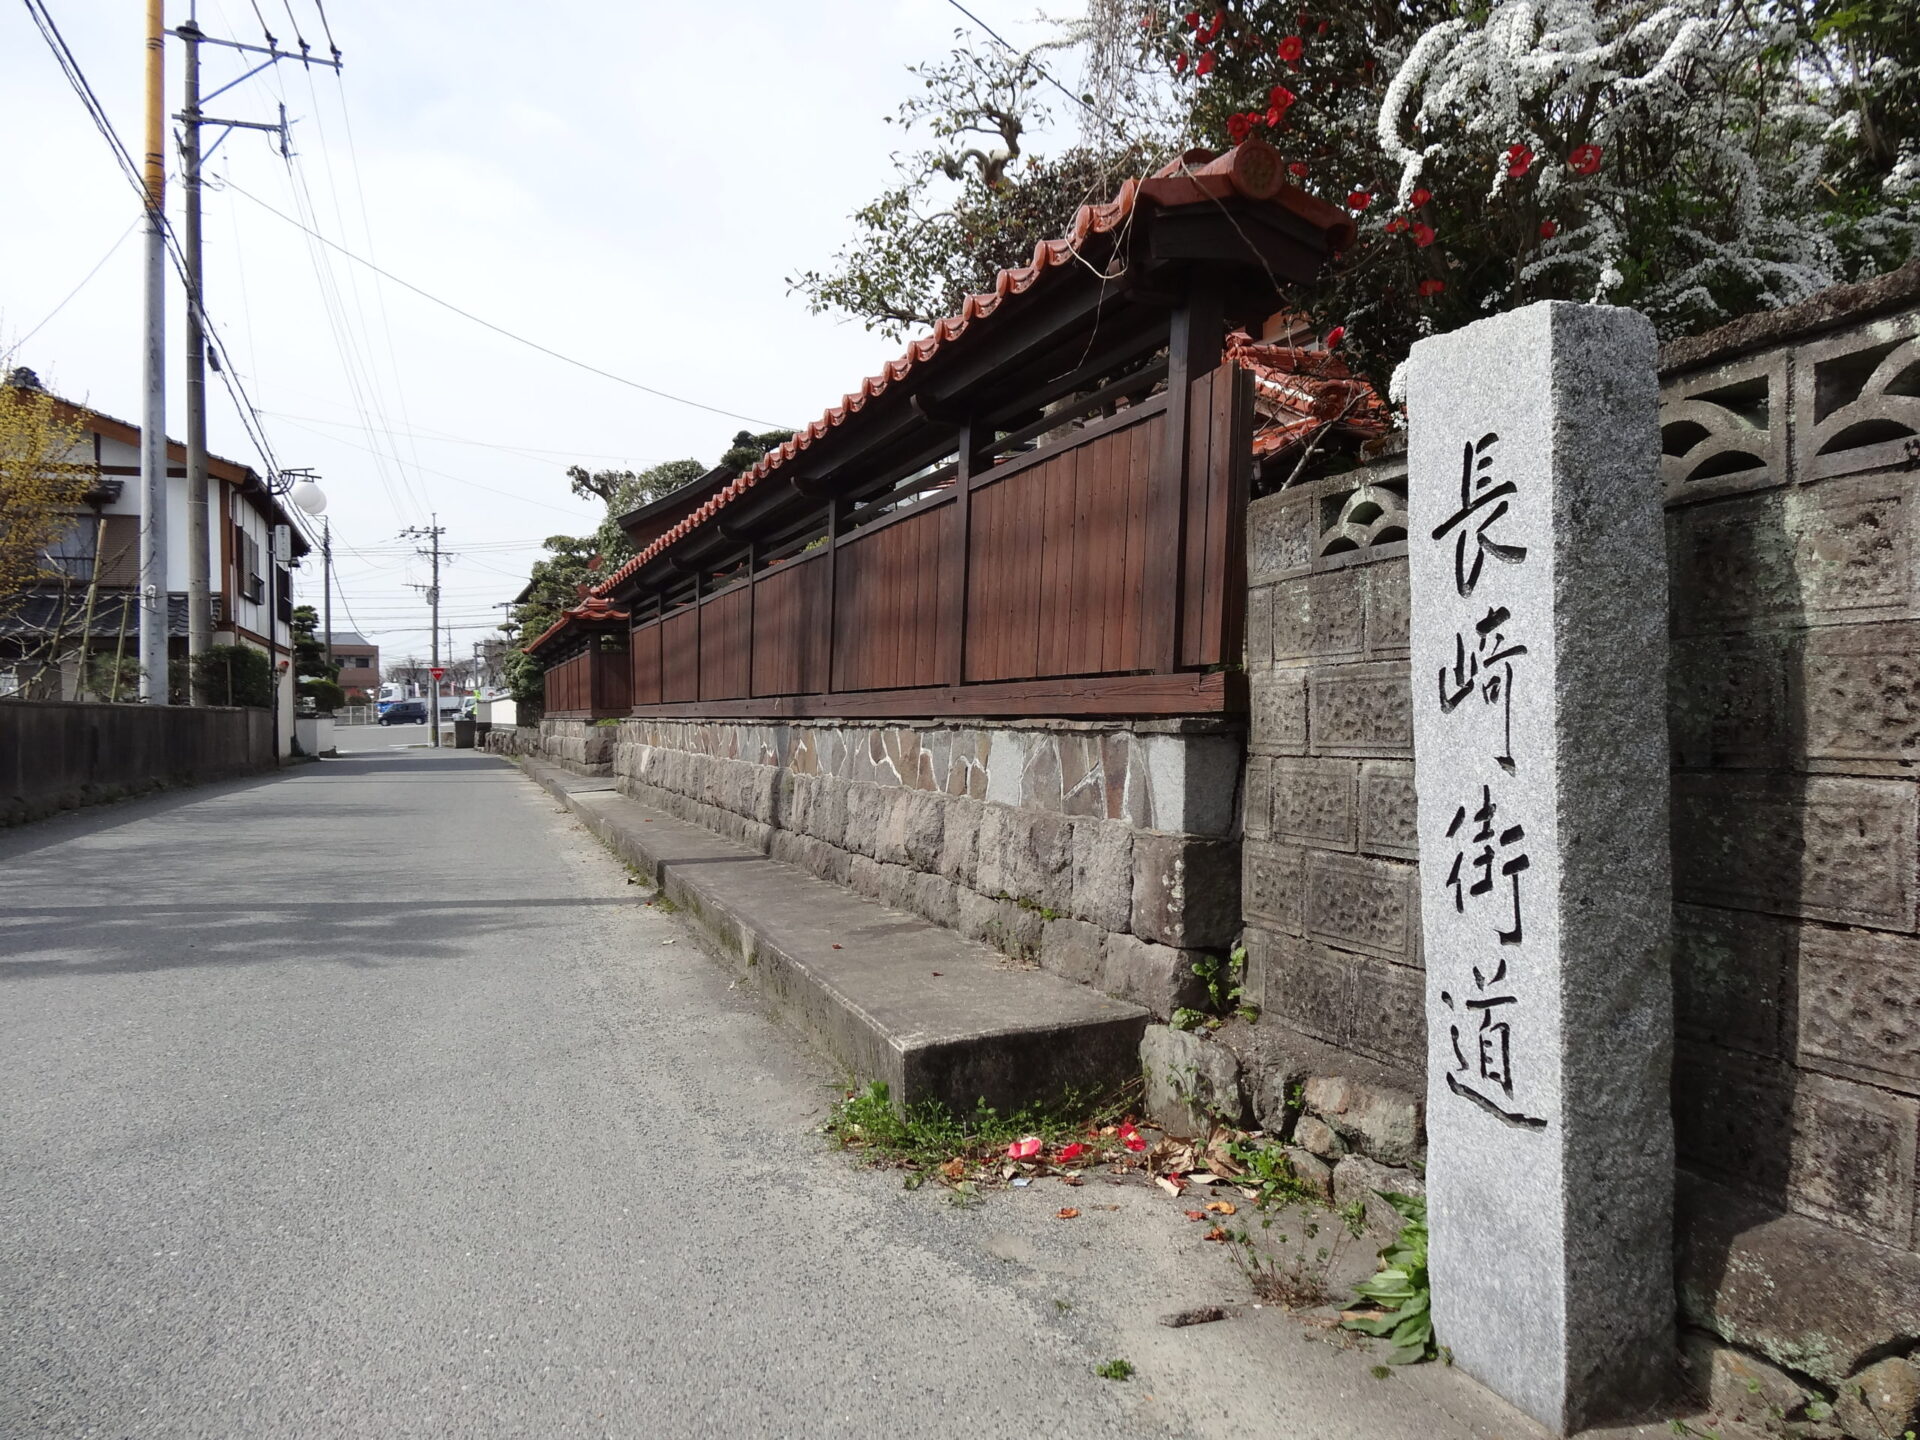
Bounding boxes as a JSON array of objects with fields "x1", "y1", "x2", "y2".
[
  {"x1": 181, "y1": 14, "x2": 212, "y2": 701},
  {"x1": 138, "y1": 0, "x2": 169, "y2": 703}
]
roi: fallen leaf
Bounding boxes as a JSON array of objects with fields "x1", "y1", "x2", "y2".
[
  {"x1": 1056, "y1": 1207, "x2": 1080, "y2": 1219},
  {"x1": 1237, "y1": 1187, "x2": 1260, "y2": 1201},
  {"x1": 1184, "y1": 1209, "x2": 1208, "y2": 1222},
  {"x1": 1154, "y1": 1175, "x2": 1184, "y2": 1197},
  {"x1": 930, "y1": 971, "x2": 942, "y2": 976},
  {"x1": 1206, "y1": 1200, "x2": 1237, "y2": 1216},
  {"x1": 1158, "y1": 1306, "x2": 1226, "y2": 1328},
  {"x1": 1098, "y1": 1125, "x2": 1119, "y2": 1138},
  {"x1": 1188, "y1": 1171, "x2": 1221, "y2": 1185},
  {"x1": 1204, "y1": 1226, "x2": 1231, "y2": 1243},
  {"x1": 1060, "y1": 1174, "x2": 1083, "y2": 1186},
  {"x1": 831, "y1": 944, "x2": 843, "y2": 950},
  {"x1": 938, "y1": 1157, "x2": 967, "y2": 1180}
]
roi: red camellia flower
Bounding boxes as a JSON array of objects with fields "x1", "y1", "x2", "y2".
[
  {"x1": 1269, "y1": 84, "x2": 1296, "y2": 111},
  {"x1": 1173, "y1": 51, "x2": 1188, "y2": 73},
  {"x1": 1289, "y1": 161, "x2": 1310, "y2": 178},
  {"x1": 1277, "y1": 34, "x2": 1304, "y2": 62},
  {"x1": 1568, "y1": 143, "x2": 1604, "y2": 175},
  {"x1": 1227, "y1": 113, "x2": 1252, "y2": 144},
  {"x1": 1540, "y1": 219, "x2": 1559, "y2": 239},
  {"x1": 1196, "y1": 50, "x2": 1215, "y2": 75},
  {"x1": 1505, "y1": 143, "x2": 1534, "y2": 178},
  {"x1": 1123, "y1": 1130, "x2": 1147, "y2": 1154},
  {"x1": 1008, "y1": 1136, "x2": 1043, "y2": 1162},
  {"x1": 1385, "y1": 216, "x2": 1409, "y2": 233},
  {"x1": 1203, "y1": 10, "x2": 1225, "y2": 41},
  {"x1": 1411, "y1": 222, "x2": 1436, "y2": 247},
  {"x1": 1346, "y1": 189, "x2": 1372, "y2": 209},
  {"x1": 1324, "y1": 325, "x2": 1346, "y2": 349},
  {"x1": 1410, "y1": 187, "x2": 1431, "y2": 207},
  {"x1": 1184, "y1": 9, "x2": 1200, "y2": 26},
  {"x1": 1418, "y1": 277, "x2": 1446, "y2": 297},
  {"x1": 1057, "y1": 1142, "x2": 1087, "y2": 1163}
]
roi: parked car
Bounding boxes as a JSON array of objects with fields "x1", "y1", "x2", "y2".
[{"x1": 378, "y1": 699, "x2": 428, "y2": 726}]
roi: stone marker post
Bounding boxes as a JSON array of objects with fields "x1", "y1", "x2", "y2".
[{"x1": 1406, "y1": 301, "x2": 1674, "y2": 1432}]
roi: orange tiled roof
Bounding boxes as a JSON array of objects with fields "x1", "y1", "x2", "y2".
[
  {"x1": 523, "y1": 592, "x2": 629, "y2": 655},
  {"x1": 595, "y1": 140, "x2": 1353, "y2": 597},
  {"x1": 1225, "y1": 331, "x2": 1390, "y2": 462}
]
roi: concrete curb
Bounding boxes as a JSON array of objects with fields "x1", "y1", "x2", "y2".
[{"x1": 516, "y1": 755, "x2": 1150, "y2": 1113}]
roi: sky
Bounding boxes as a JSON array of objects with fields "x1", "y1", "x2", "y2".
[{"x1": 0, "y1": 0, "x2": 1079, "y2": 668}]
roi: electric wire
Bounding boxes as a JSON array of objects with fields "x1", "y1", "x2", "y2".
[
  {"x1": 0, "y1": 218, "x2": 140, "y2": 366},
  {"x1": 219, "y1": 179, "x2": 796, "y2": 429}
]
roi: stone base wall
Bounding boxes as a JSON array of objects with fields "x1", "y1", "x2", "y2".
[
  {"x1": 538, "y1": 718, "x2": 615, "y2": 774},
  {"x1": 482, "y1": 724, "x2": 542, "y2": 758},
  {"x1": 609, "y1": 717, "x2": 1243, "y2": 1019}
]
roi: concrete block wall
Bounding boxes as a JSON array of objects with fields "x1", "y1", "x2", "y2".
[
  {"x1": 1239, "y1": 269, "x2": 1920, "y2": 1424},
  {"x1": 608, "y1": 717, "x2": 1243, "y2": 1019}
]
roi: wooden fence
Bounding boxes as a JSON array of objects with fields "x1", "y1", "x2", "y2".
[
  {"x1": 616, "y1": 362, "x2": 1252, "y2": 719},
  {"x1": 542, "y1": 633, "x2": 631, "y2": 719}
]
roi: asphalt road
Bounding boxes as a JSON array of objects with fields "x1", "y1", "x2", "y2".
[{"x1": 2, "y1": 735, "x2": 1671, "y2": 1440}]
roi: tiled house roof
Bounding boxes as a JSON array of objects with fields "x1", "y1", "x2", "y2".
[{"x1": 1225, "y1": 332, "x2": 1391, "y2": 464}]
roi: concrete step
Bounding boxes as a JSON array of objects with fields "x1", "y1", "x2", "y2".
[{"x1": 518, "y1": 756, "x2": 1149, "y2": 1113}]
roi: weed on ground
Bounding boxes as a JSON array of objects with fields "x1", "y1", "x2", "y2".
[{"x1": 825, "y1": 1081, "x2": 1143, "y2": 1186}]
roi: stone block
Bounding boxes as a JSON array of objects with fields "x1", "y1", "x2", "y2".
[
  {"x1": 1248, "y1": 489, "x2": 1316, "y2": 579},
  {"x1": 1676, "y1": 1331, "x2": 1818, "y2": 1427},
  {"x1": 1676, "y1": 1171, "x2": 1920, "y2": 1385},
  {"x1": 1356, "y1": 759, "x2": 1417, "y2": 860},
  {"x1": 1332, "y1": 1155, "x2": 1425, "y2": 1235},
  {"x1": 1797, "y1": 924, "x2": 1920, "y2": 1094},
  {"x1": 984, "y1": 730, "x2": 1026, "y2": 807},
  {"x1": 1673, "y1": 904, "x2": 1790, "y2": 1058},
  {"x1": 848, "y1": 855, "x2": 887, "y2": 902},
  {"x1": 1068, "y1": 820, "x2": 1134, "y2": 934},
  {"x1": 1365, "y1": 560, "x2": 1411, "y2": 657},
  {"x1": 1303, "y1": 1073, "x2": 1424, "y2": 1169},
  {"x1": 1103, "y1": 934, "x2": 1209, "y2": 1019},
  {"x1": 900, "y1": 870, "x2": 960, "y2": 931},
  {"x1": 1673, "y1": 772, "x2": 1918, "y2": 930},
  {"x1": 1250, "y1": 668, "x2": 1308, "y2": 755},
  {"x1": 1293, "y1": 1114, "x2": 1345, "y2": 1158},
  {"x1": 1136, "y1": 733, "x2": 1241, "y2": 837},
  {"x1": 1243, "y1": 840, "x2": 1305, "y2": 935},
  {"x1": 1308, "y1": 661, "x2": 1412, "y2": 758},
  {"x1": 955, "y1": 887, "x2": 1042, "y2": 963},
  {"x1": 977, "y1": 806, "x2": 1072, "y2": 914},
  {"x1": 1303, "y1": 851, "x2": 1414, "y2": 960},
  {"x1": 1270, "y1": 569, "x2": 1365, "y2": 662},
  {"x1": 1039, "y1": 917, "x2": 1106, "y2": 987},
  {"x1": 1270, "y1": 757, "x2": 1356, "y2": 850},
  {"x1": 1800, "y1": 621, "x2": 1920, "y2": 769},
  {"x1": 747, "y1": 763, "x2": 779, "y2": 825},
  {"x1": 901, "y1": 789, "x2": 947, "y2": 871},
  {"x1": 1131, "y1": 834, "x2": 1240, "y2": 949},
  {"x1": 843, "y1": 782, "x2": 885, "y2": 858},
  {"x1": 1281, "y1": 1147, "x2": 1334, "y2": 1201},
  {"x1": 1834, "y1": 1356, "x2": 1920, "y2": 1440},
  {"x1": 937, "y1": 798, "x2": 981, "y2": 886},
  {"x1": 1141, "y1": 1024, "x2": 1248, "y2": 1137}
]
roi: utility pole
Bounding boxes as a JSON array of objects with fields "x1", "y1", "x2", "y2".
[
  {"x1": 321, "y1": 517, "x2": 333, "y2": 669},
  {"x1": 172, "y1": 7, "x2": 340, "y2": 702},
  {"x1": 138, "y1": 0, "x2": 168, "y2": 703},
  {"x1": 402, "y1": 518, "x2": 446, "y2": 747}
]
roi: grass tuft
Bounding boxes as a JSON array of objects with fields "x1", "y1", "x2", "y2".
[{"x1": 826, "y1": 1080, "x2": 1137, "y2": 1177}]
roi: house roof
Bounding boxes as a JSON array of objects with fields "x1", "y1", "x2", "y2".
[
  {"x1": 324, "y1": 631, "x2": 371, "y2": 647},
  {"x1": 1224, "y1": 332, "x2": 1391, "y2": 465},
  {"x1": 523, "y1": 592, "x2": 629, "y2": 657},
  {"x1": 595, "y1": 140, "x2": 1354, "y2": 599}
]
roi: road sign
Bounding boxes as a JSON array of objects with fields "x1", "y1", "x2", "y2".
[{"x1": 429, "y1": 667, "x2": 445, "y2": 680}]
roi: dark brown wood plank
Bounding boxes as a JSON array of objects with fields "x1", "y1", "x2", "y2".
[
  {"x1": 1180, "y1": 365, "x2": 1215, "y2": 669},
  {"x1": 620, "y1": 668, "x2": 1234, "y2": 720}
]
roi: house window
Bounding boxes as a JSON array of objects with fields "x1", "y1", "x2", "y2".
[
  {"x1": 39, "y1": 515, "x2": 98, "y2": 582},
  {"x1": 236, "y1": 527, "x2": 264, "y2": 604}
]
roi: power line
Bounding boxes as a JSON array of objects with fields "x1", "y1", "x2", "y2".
[
  {"x1": 219, "y1": 177, "x2": 795, "y2": 430},
  {"x1": 939, "y1": 0, "x2": 1129, "y2": 145},
  {"x1": 0, "y1": 218, "x2": 139, "y2": 366}
]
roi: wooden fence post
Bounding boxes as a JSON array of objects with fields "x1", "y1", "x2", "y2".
[
  {"x1": 949, "y1": 422, "x2": 975, "y2": 688},
  {"x1": 1147, "y1": 283, "x2": 1224, "y2": 673}
]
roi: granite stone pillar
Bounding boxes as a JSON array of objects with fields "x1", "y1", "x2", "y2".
[{"x1": 1406, "y1": 301, "x2": 1674, "y2": 1432}]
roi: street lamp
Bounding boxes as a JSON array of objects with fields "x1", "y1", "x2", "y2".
[{"x1": 287, "y1": 474, "x2": 327, "y2": 515}]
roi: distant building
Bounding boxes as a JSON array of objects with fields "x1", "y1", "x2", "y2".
[
  {"x1": 324, "y1": 630, "x2": 379, "y2": 702},
  {"x1": 0, "y1": 368, "x2": 307, "y2": 752}
]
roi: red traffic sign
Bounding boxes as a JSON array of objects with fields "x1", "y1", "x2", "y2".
[{"x1": 429, "y1": 667, "x2": 445, "y2": 680}]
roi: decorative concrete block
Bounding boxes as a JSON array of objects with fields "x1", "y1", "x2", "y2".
[
  {"x1": 1248, "y1": 488, "x2": 1316, "y2": 579},
  {"x1": 1243, "y1": 840, "x2": 1306, "y2": 935},
  {"x1": 1365, "y1": 560, "x2": 1411, "y2": 658},
  {"x1": 1068, "y1": 820, "x2": 1134, "y2": 934},
  {"x1": 1245, "y1": 583, "x2": 1274, "y2": 666},
  {"x1": 1673, "y1": 772, "x2": 1917, "y2": 930},
  {"x1": 1796, "y1": 924, "x2": 1920, "y2": 1095},
  {"x1": 1039, "y1": 917, "x2": 1106, "y2": 986},
  {"x1": 1103, "y1": 934, "x2": 1208, "y2": 1019},
  {"x1": 1800, "y1": 620, "x2": 1920, "y2": 769},
  {"x1": 1303, "y1": 851, "x2": 1414, "y2": 960},
  {"x1": 1308, "y1": 661, "x2": 1412, "y2": 758},
  {"x1": 1131, "y1": 834, "x2": 1240, "y2": 949},
  {"x1": 1344, "y1": 953, "x2": 1426, "y2": 1072},
  {"x1": 1668, "y1": 633, "x2": 1791, "y2": 770},
  {"x1": 1356, "y1": 759, "x2": 1418, "y2": 860},
  {"x1": 1250, "y1": 668, "x2": 1308, "y2": 755},
  {"x1": 1254, "y1": 932, "x2": 1352, "y2": 1047},
  {"x1": 1303, "y1": 1073, "x2": 1424, "y2": 1169},
  {"x1": 1270, "y1": 757, "x2": 1356, "y2": 850},
  {"x1": 1407, "y1": 301, "x2": 1673, "y2": 1430},
  {"x1": 1142, "y1": 1025, "x2": 1247, "y2": 1138},
  {"x1": 1271, "y1": 569, "x2": 1366, "y2": 662},
  {"x1": 1672, "y1": 904, "x2": 1789, "y2": 1059}
]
